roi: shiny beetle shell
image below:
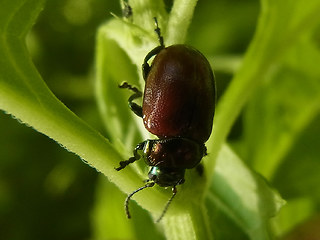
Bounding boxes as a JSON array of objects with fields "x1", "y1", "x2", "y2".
[{"x1": 142, "y1": 44, "x2": 215, "y2": 143}]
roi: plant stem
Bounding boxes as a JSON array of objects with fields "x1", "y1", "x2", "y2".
[
  {"x1": 162, "y1": 202, "x2": 214, "y2": 240},
  {"x1": 166, "y1": 0, "x2": 198, "y2": 44}
]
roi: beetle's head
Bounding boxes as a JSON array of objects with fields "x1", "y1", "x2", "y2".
[{"x1": 148, "y1": 166, "x2": 185, "y2": 187}]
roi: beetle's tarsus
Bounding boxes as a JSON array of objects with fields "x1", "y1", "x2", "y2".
[{"x1": 153, "y1": 17, "x2": 164, "y2": 47}]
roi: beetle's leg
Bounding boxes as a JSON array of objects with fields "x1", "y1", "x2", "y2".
[
  {"x1": 119, "y1": 82, "x2": 143, "y2": 117},
  {"x1": 115, "y1": 142, "x2": 145, "y2": 171},
  {"x1": 153, "y1": 17, "x2": 164, "y2": 48},
  {"x1": 142, "y1": 46, "x2": 163, "y2": 80},
  {"x1": 142, "y1": 17, "x2": 165, "y2": 80}
]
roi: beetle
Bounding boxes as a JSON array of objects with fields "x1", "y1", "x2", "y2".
[{"x1": 116, "y1": 18, "x2": 216, "y2": 222}]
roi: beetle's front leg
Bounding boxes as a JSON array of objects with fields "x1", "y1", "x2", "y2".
[{"x1": 115, "y1": 142, "x2": 145, "y2": 171}]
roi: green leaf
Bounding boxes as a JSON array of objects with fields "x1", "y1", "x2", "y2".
[
  {"x1": 273, "y1": 114, "x2": 320, "y2": 200},
  {"x1": 212, "y1": 0, "x2": 320, "y2": 236},
  {"x1": 206, "y1": 0, "x2": 320, "y2": 178},
  {"x1": 270, "y1": 114, "x2": 320, "y2": 236},
  {"x1": 271, "y1": 197, "x2": 315, "y2": 237},
  {"x1": 0, "y1": 0, "x2": 143, "y2": 206},
  {"x1": 91, "y1": 176, "x2": 165, "y2": 240},
  {"x1": 207, "y1": 145, "x2": 285, "y2": 240},
  {"x1": 243, "y1": 36, "x2": 320, "y2": 177},
  {"x1": 3, "y1": 0, "x2": 317, "y2": 239}
]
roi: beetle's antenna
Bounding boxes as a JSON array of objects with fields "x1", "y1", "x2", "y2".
[
  {"x1": 153, "y1": 17, "x2": 164, "y2": 47},
  {"x1": 155, "y1": 185, "x2": 178, "y2": 223},
  {"x1": 125, "y1": 182, "x2": 155, "y2": 219}
]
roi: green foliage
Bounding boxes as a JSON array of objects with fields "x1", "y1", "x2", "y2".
[{"x1": 0, "y1": 0, "x2": 320, "y2": 240}]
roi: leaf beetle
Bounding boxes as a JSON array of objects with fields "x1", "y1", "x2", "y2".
[{"x1": 116, "y1": 18, "x2": 216, "y2": 222}]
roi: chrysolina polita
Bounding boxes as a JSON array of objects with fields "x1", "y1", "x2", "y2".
[{"x1": 116, "y1": 18, "x2": 216, "y2": 222}]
